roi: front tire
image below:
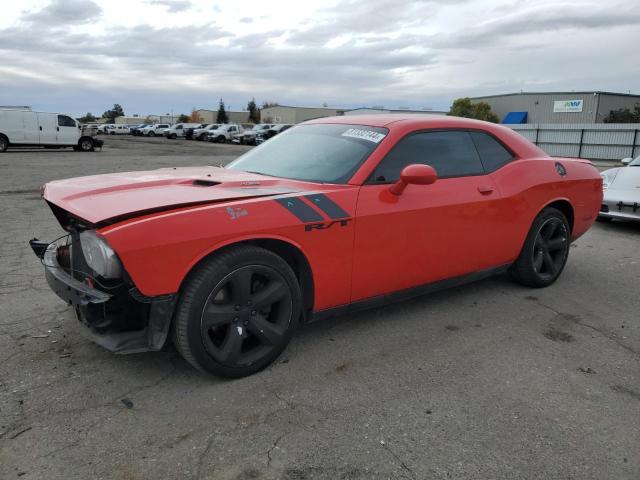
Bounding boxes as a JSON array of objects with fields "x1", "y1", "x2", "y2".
[
  {"x1": 510, "y1": 207, "x2": 571, "y2": 288},
  {"x1": 148, "y1": 131, "x2": 155, "y2": 137},
  {"x1": 173, "y1": 246, "x2": 301, "y2": 378},
  {"x1": 0, "y1": 136, "x2": 8, "y2": 152},
  {"x1": 78, "y1": 137, "x2": 94, "y2": 152}
]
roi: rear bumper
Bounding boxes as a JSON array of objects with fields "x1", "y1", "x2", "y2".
[{"x1": 38, "y1": 242, "x2": 177, "y2": 354}]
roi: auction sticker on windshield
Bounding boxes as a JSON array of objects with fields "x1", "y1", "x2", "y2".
[{"x1": 341, "y1": 128, "x2": 386, "y2": 143}]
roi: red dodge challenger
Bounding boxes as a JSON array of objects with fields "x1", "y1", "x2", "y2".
[{"x1": 31, "y1": 115, "x2": 603, "y2": 377}]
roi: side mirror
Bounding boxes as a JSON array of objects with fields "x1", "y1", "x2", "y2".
[
  {"x1": 621, "y1": 157, "x2": 632, "y2": 165},
  {"x1": 389, "y1": 164, "x2": 437, "y2": 195}
]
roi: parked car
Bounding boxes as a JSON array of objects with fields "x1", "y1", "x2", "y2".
[
  {"x1": 164, "y1": 123, "x2": 203, "y2": 139},
  {"x1": 598, "y1": 155, "x2": 640, "y2": 222},
  {"x1": 207, "y1": 124, "x2": 243, "y2": 143},
  {"x1": 192, "y1": 124, "x2": 220, "y2": 141},
  {"x1": 185, "y1": 124, "x2": 208, "y2": 140},
  {"x1": 141, "y1": 124, "x2": 170, "y2": 137},
  {"x1": 130, "y1": 124, "x2": 149, "y2": 136},
  {"x1": 0, "y1": 108, "x2": 101, "y2": 152},
  {"x1": 30, "y1": 115, "x2": 602, "y2": 378},
  {"x1": 109, "y1": 125, "x2": 131, "y2": 135},
  {"x1": 234, "y1": 124, "x2": 274, "y2": 145},
  {"x1": 255, "y1": 124, "x2": 292, "y2": 144},
  {"x1": 96, "y1": 124, "x2": 114, "y2": 135}
]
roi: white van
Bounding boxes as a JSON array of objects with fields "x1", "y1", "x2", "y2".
[
  {"x1": 0, "y1": 108, "x2": 99, "y2": 152},
  {"x1": 109, "y1": 125, "x2": 130, "y2": 135},
  {"x1": 163, "y1": 123, "x2": 202, "y2": 139}
]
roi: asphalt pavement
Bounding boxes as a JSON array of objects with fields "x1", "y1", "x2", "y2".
[{"x1": 0, "y1": 137, "x2": 638, "y2": 480}]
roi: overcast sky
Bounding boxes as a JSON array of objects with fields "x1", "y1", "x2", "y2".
[{"x1": 1, "y1": 0, "x2": 639, "y2": 117}]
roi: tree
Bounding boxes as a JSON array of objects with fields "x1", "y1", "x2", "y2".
[
  {"x1": 189, "y1": 108, "x2": 203, "y2": 123},
  {"x1": 78, "y1": 112, "x2": 96, "y2": 123},
  {"x1": 216, "y1": 99, "x2": 229, "y2": 124},
  {"x1": 247, "y1": 98, "x2": 260, "y2": 123},
  {"x1": 448, "y1": 97, "x2": 499, "y2": 123},
  {"x1": 102, "y1": 104, "x2": 125, "y2": 123},
  {"x1": 261, "y1": 101, "x2": 279, "y2": 109},
  {"x1": 604, "y1": 106, "x2": 640, "y2": 123},
  {"x1": 178, "y1": 114, "x2": 190, "y2": 123}
]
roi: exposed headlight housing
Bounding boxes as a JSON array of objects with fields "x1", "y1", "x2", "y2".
[
  {"x1": 79, "y1": 230, "x2": 123, "y2": 279},
  {"x1": 600, "y1": 170, "x2": 618, "y2": 191}
]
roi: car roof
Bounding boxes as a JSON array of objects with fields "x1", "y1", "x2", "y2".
[
  {"x1": 305, "y1": 114, "x2": 504, "y2": 128},
  {"x1": 305, "y1": 114, "x2": 548, "y2": 159}
]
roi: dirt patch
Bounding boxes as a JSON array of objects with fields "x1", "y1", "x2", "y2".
[
  {"x1": 544, "y1": 327, "x2": 574, "y2": 342},
  {"x1": 610, "y1": 385, "x2": 640, "y2": 401},
  {"x1": 445, "y1": 325, "x2": 460, "y2": 331}
]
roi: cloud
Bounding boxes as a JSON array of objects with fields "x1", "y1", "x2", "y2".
[
  {"x1": 22, "y1": 0, "x2": 101, "y2": 26},
  {"x1": 0, "y1": 0, "x2": 639, "y2": 116},
  {"x1": 432, "y1": 3, "x2": 640, "y2": 49},
  {"x1": 146, "y1": 0, "x2": 193, "y2": 13}
]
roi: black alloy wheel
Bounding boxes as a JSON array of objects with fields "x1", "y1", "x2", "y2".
[
  {"x1": 531, "y1": 217, "x2": 569, "y2": 281},
  {"x1": 173, "y1": 246, "x2": 301, "y2": 378},
  {"x1": 510, "y1": 207, "x2": 571, "y2": 288},
  {"x1": 200, "y1": 265, "x2": 292, "y2": 367}
]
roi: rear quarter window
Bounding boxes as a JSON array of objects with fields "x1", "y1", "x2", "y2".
[{"x1": 470, "y1": 131, "x2": 514, "y2": 172}]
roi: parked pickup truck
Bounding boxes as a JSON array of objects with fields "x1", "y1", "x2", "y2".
[
  {"x1": 207, "y1": 124, "x2": 243, "y2": 143},
  {"x1": 234, "y1": 124, "x2": 274, "y2": 145},
  {"x1": 192, "y1": 124, "x2": 220, "y2": 141},
  {"x1": 141, "y1": 124, "x2": 171, "y2": 137},
  {"x1": 163, "y1": 123, "x2": 203, "y2": 139}
]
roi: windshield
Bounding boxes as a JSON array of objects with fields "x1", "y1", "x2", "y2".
[
  {"x1": 227, "y1": 123, "x2": 388, "y2": 184},
  {"x1": 630, "y1": 156, "x2": 640, "y2": 166}
]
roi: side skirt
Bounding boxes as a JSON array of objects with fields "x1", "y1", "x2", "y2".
[{"x1": 310, "y1": 264, "x2": 511, "y2": 322}]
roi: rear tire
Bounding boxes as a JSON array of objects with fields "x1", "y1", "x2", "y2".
[
  {"x1": 170, "y1": 134, "x2": 177, "y2": 139},
  {"x1": 173, "y1": 246, "x2": 301, "y2": 378},
  {"x1": 217, "y1": 135, "x2": 225, "y2": 143},
  {"x1": 0, "y1": 136, "x2": 8, "y2": 152},
  {"x1": 510, "y1": 207, "x2": 571, "y2": 288}
]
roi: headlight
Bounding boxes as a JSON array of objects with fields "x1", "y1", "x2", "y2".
[
  {"x1": 79, "y1": 230, "x2": 122, "y2": 279},
  {"x1": 600, "y1": 170, "x2": 618, "y2": 191}
]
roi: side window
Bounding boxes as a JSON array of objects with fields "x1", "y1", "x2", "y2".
[
  {"x1": 470, "y1": 132, "x2": 514, "y2": 172},
  {"x1": 57, "y1": 115, "x2": 76, "y2": 127},
  {"x1": 176, "y1": 125, "x2": 183, "y2": 130},
  {"x1": 372, "y1": 131, "x2": 484, "y2": 183}
]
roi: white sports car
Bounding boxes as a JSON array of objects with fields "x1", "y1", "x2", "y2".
[{"x1": 599, "y1": 156, "x2": 640, "y2": 222}]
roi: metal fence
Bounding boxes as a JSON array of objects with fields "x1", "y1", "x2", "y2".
[{"x1": 507, "y1": 123, "x2": 640, "y2": 161}]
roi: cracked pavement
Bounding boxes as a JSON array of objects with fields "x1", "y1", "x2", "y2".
[{"x1": 1, "y1": 137, "x2": 639, "y2": 479}]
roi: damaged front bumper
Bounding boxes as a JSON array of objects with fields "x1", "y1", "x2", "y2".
[{"x1": 31, "y1": 239, "x2": 176, "y2": 354}]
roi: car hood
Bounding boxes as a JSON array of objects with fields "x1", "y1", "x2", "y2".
[
  {"x1": 43, "y1": 166, "x2": 306, "y2": 227},
  {"x1": 608, "y1": 166, "x2": 640, "y2": 190}
]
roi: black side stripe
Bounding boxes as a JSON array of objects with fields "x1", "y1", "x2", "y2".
[
  {"x1": 275, "y1": 197, "x2": 324, "y2": 223},
  {"x1": 304, "y1": 194, "x2": 350, "y2": 219}
]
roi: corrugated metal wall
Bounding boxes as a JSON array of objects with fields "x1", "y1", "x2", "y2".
[{"x1": 508, "y1": 124, "x2": 640, "y2": 161}]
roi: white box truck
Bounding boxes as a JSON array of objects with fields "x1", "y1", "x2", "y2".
[{"x1": 0, "y1": 108, "x2": 101, "y2": 152}]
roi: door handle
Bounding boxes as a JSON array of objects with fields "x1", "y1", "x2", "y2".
[
  {"x1": 477, "y1": 186, "x2": 494, "y2": 195},
  {"x1": 39, "y1": 126, "x2": 42, "y2": 131},
  {"x1": 56, "y1": 127, "x2": 59, "y2": 132}
]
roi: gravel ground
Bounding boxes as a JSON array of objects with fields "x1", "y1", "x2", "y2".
[{"x1": 0, "y1": 136, "x2": 638, "y2": 480}]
